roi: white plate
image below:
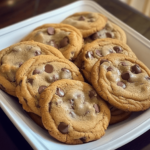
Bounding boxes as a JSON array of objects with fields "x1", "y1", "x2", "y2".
[{"x1": 0, "y1": 1, "x2": 150, "y2": 150}]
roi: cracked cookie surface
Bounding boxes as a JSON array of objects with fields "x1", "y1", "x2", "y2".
[
  {"x1": 0, "y1": 41, "x2": 64, "y2": 96},
  {"x1": 16, "y1": 55, "x2": 84, "y2": 116},
  {"x1": 84, "y1": 21, "x2": 126, "y2": 43},
  {"x1": 62, "y1": 12, "x2": 107, "y2": 38},
  {"x1": 39, "y1": 79, "x2": 110, "y2": 144},
  {"x1": 75, "y1": 39, "x2": 136, "y2": 83},
  {"x1": 21, "y1": 23, "x2": 83, "y2": 61},
  {"x1": 91, "y1": 54, "x2": 150, "y2": 111}
]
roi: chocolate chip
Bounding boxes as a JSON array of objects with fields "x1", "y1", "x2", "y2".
[
  {"x1": 49, "y1": 40, "x2": 59, "y2": 49},
  {"x1": 117, "y1": 81, "x2": 126, "y2": 89},
  {"x1": 93, "y1": 104, "x2": 100, "y2": 113},
  {"x1": 0, "y1": 84, "x2": 5, "y2": 91},
  {"x1": 56, "y1": 88, "x2": 64, "y2": 97},
  {"x1": 107, "y1": 66, "x2": 113, "y2": 71},
  {"x1": 121, "y1": 62, "x2": 128, "y2": 66},
  {"x1": 91, "y1": 32, "x2": 98, "y2": 40},
  {"x1": 100, "y1": 59, "x2": 109, "y2": 65},
  {"x1": 145, "y1": 76, "x2": 150, "y2": 80},
  {"x1": 131, "y1": 64, "x2": 142, "y2": 74},
  {"x1": 47, "y1": 27, "x2": 55, "y2": 35},
  {"x1": 45, "y1": 64, "x2": 53, "y2": 73},
  {"x1": 61, "y1": 68, "x2": 70, "y2": 73},
  {"x1": 49, "y1": 102, "x2": 52, "y2": 112},
  {"x1": 33, "y1": 69, "x2": 41, "y2": 75},
  {"x1": 35, "y1": 51, "x2": 41, "y2": 56},
  {"x1": 58, "y1": 122, "x2": 69, "y2": 134},
  {"x1": 60, "y1": 37, "x2": 69, "y2": 48},
  {"x1": 106, "y1": 32, "x2": 112, "y2": 38},
  {"x1": 95, "y1": 50, "x2": 102, "y2": 57},
  {"x1": 86, "y1": 51, "x2": 94, "y2": 59},
  {"x1": 80, "y1": 137, "x2": 86, "y2": 143},
  {"x1": 89, "y1": 90, "x2": 97, "y2": 98},
  {"x1": 113, "y1": 46, "x2": 122, "y2": 53},
  {"x1": 27, "y1": 78, "x2": 33, "y2": 84},
  {"x1": 121, "y1": 72, "x2": 130, "y2": 80},
  {"x1": 70, "y1": 99, "x2": 74, "y2": 109},
  {"x1": 38, "y1": 86, "x2": 47, "y2": 94},
  {"x1": 78, "y1": 16, "x2": 85, "y2": 21}
]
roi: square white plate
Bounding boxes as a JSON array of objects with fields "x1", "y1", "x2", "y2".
[{"x1": 0, "y1": 1, "x2": 150, "y2": 150}]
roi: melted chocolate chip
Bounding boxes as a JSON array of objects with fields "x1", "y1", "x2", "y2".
[
  {"x1": 95, "y1": 50, "x2": 102, "y2": 57},
  {"x1": 78, "y1": 16, "x2": 85, "y2": 21},
  {"x1": 89, "y1": 90, "x2": 97, "y2": 98},
  {"x1": 91, "y1": 32, "x2": 98, "y2": 40},
  {"x1": 107, "y1": 66, "x2": 113, "y2": 71},
  {"x1": 27, "y1": 78, "x2": 33, "y2": 84},
  {"x1": 80, "y1": 137, "x2": 86, "y2": 143},
  {"x1": 58, "y1": 122, "x2": 69, "y2": 134},
  {"x1": 113, "y1": 46, "x2": 122, "y2": 53},
  {"x1": 100, "y1": 59, "x2": 109, "y2": 65},
  {"x1": 93, "y1": 104, "x2": 100, "y2": 113},
  {"x1": 121, "y1": 62, "x2": 128, "y2": 66},
  {"x1": 49, "y1": 40, "x2": 59, "y2": 49},
  {"x1": 45, "y1": 64, "x2": 53, "y2": 73},
  {"x1": 33, "y1": 69, "x2": 41, "y2": 75},
  {"x1": 35, "y1": 51, "x2": 41, "y2": 56},
  {"x1": 56, "y1": 88, "x2": 64, "y2": 97},
  {"x1": 61, "y1": 68, "x2": 70, "y2": 73},
  {"x1": 131, "y1": 64, "x2": 142, "y2": 74},
  {"x1": 106, "y1": 32, "x2": 112, "y2": 38},
  {"x1": 47, "y1": 27, "x2": 55, "y2": 35},
  {"x1": 86, "y1": 51, "x2": 94, "y2": 59},
  {"x1": 0, "y1": 84, "x2": 5, "y2": 91},
  {"x1": 121, "y1": 72, "x2": 130, "y2": 80},
  {"x1": 38, "y1": 86, "x2": 47, "y2": 94},
  {"x1": 117, "y1": 81, "x2": 126, "y2": 89},
  {"x1": 60, "y1": 37, "x2": 69, "y2": 48}
]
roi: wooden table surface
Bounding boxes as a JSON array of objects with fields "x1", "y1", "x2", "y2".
[{"x1": 0, "y1": 0, "x2": 150, "y2": 150}]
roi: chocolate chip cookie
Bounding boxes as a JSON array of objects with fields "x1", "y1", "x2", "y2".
[
  {"x1": 107, "y1": 103, "x2": 131, "y2": 124},
  {"x1": 39, "y1": 79, "x2": 110, "y2": 144},
  {"x1": 0, "y1": 41, "x2": 64, "y2": 96},
  {"x1": 21, "y1": 23, "x2": 83, "y2": 61},
  {"x1": 84, "y1": 21, "x2": 126, "y2": 43},
  {"x1": 16, "y1": 55, "x2": 84, "y2": 116},
  {"x1": 75, "y1": 39, "x2": 136, "y2": 83},
  {"x1": 91, "y1": 54, "x2": 150, "y2": 111},
  {"x1": 62, "y1": 12, "x2": 107, "y2": 38}
]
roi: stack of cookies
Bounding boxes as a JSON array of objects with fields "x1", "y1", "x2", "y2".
[{"x1": 0, "y1": 11, "x2": 150, "y2": 144}]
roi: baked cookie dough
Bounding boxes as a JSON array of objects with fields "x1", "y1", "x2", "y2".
[
  {"x1": 91, "y1": 54, "x2": 150, "y2": 111},
  {"x1": 16, "y1": 55, "x2": 84, "y2": 116},
  {"x1": 75, "y1": 39, "x2": 136, "y2": 83},
  {"x1": 21, "y1": 23, "x2": 83, "y2": 61},
  {"x1": 62, "y1": 12, "x2": 107, "y2": 38},
  {"x1": 0, "y1": 41, "x2": 64, "y2": 96},
  {"x1": 84, "y1": 21, "x2": 126, "y2": 43},
  {"x1": 39, "y1": 79, "x2": 110, "y2": 144},
  {"x1": 107, "y1": 103, "x2": 131, "y2": 124}
]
